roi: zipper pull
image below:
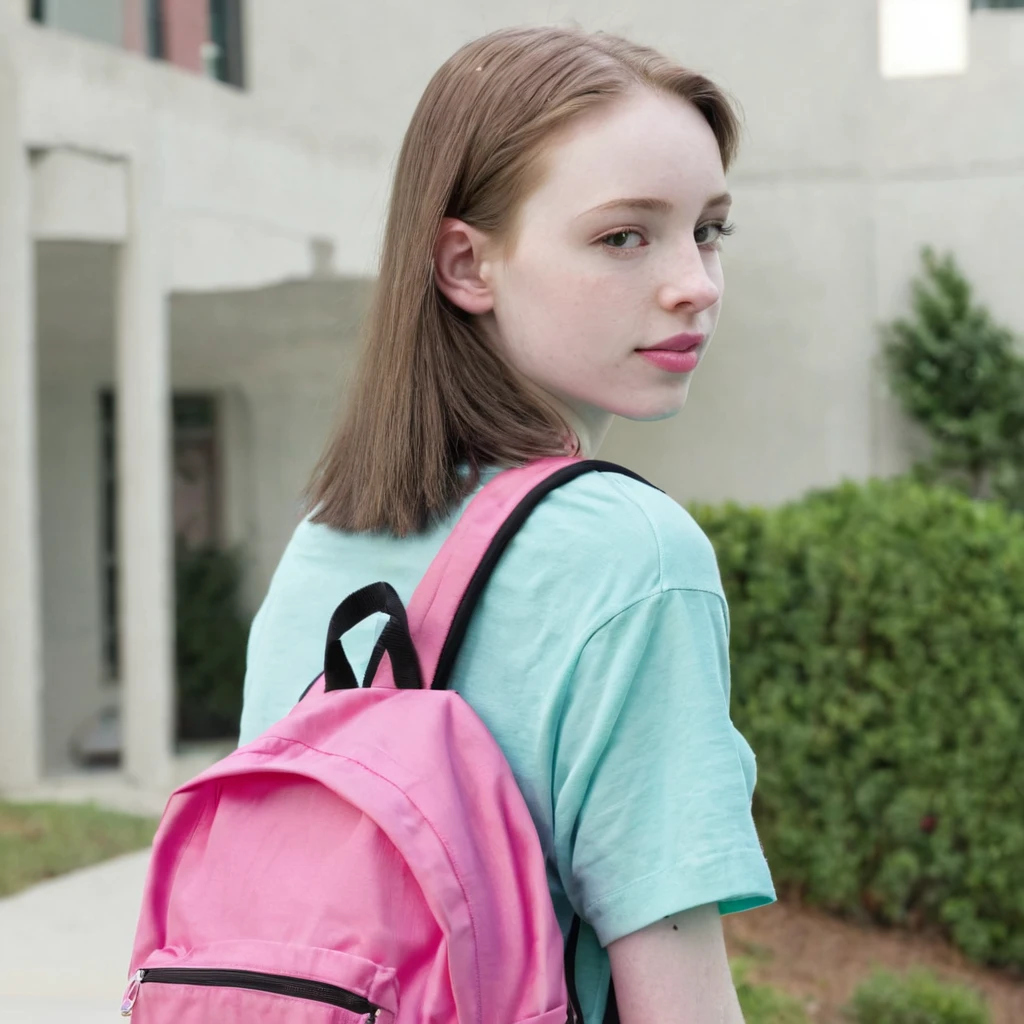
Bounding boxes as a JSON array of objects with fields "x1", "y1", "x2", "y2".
[
  {"x1": 120, "y1": 969, "x2": 144, "y2": 1017},
  {"x1": 367, "y1": 1010, "x2": 380, "y2": 1023}
]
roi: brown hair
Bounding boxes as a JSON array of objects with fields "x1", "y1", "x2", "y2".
[{"x1": 308, "y1": 26, "x2": 741, "y2": 535}]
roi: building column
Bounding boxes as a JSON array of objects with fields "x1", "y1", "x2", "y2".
[
  {"x1": 117, "y1": 154, "x2": 174, "y2": 791},
  {"x1": 0, "y1": 51, "x2": 44, "y2": 789}
]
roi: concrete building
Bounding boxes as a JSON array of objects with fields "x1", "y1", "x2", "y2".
[{"x1": 1, "y1": 0, "x2": 1023, "y2": 795}]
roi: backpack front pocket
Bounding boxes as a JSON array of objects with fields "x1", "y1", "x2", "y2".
[{"x1": 122, "y1": 940, "x2": 396, "y2": 1023}]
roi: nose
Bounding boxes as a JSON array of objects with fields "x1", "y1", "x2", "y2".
[{"x1": 656, "y1": 244, "x2": 722, "y2": 314}]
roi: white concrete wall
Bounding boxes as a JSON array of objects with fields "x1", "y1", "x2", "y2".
[
  {"x1": 186, "y1": 342, "x2": 357, "y2": 612},
  {"x1": 14, "y1": 0, "x2": 1024, "y2": 767},
  {"x1": 603, "y1": 177, "x2": 882, "y2": 506},
  {"x1": 35, "y1": 323, "x2": 352, "y2": 761},
  {"x1": 37, "y1": 378, "x2": 108, "y2": 772},
  {"x1": 241, "y1": 377, "x2": 337, "y2": 602},
  {"x1": 604, "y1": 5, "x2": 1024, "y2": 505},
  {"x1": 239, "y1": 0, "x2": 1024, "y2": 504},
  {"x1": 244, "y1": 1, "x2": 880, "y2": 181},
  {"x1": 18, "y1": 19, "x2": 386, "y2": 285},
  {"x1": 20, "y1": 3, "x2": 1024, "y2": 506}
]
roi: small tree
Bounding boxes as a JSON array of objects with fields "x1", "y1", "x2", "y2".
[{"x1": 883, "y1": 247, "x2": 1024, "y2": 507}]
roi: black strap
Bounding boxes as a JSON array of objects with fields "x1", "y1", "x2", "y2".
[
  {"x1": 565, "y1": 914, "x2": 619, "y2": 1024},
  {"x1": 432, "y1": 460, "x2": 653, "y2": 691},
  {"x1": 604, "y1": 986, "x2": 620, "y2": 1024},
  {"x1": 431, "y1": 460, "x2": 652, "y2": 1022},
  {"x1": 341, "y1": 463, "x2": 648, "y2": 1020},
  {"x1": 323, "y1": 582, "x2": 422, "y2": 691},
  {"x1": 429, "y1": 460, "x2": 651, "y2": 1022},
  {"x1": 361, "y1": 619, "x2": 402, "y2": 687},
  {"x1": 565, "y1": 915, "x2": 585, "y2": 1023}
]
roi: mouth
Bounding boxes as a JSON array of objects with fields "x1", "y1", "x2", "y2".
[
  {"x1": 637, "y1": 332, "x2": 705, "y2": 354},
  {"x1": 635, "y1": 333, "x2": 705, "y2": 374}
]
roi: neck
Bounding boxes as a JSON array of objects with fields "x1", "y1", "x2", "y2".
[{"x1": 566, "y1": 408, "x2": 612, "y2": 459}]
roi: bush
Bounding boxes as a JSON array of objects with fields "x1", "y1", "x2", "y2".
[
  {"x1": 175, "y1": 544, "x2": 251, "y2": 741},
  {"x1": 846, "y1": 969, "x2": 990, "y2": 1024},
  {"x1": 692, "y1": 477, "x2": 1024, "y2": 968},
  {"x1": 731, "y1": 959, "x2": 810, "y2": 1024},
  {"x1": 882, "y1": 247, "x2": 1024, "y2": 508}
]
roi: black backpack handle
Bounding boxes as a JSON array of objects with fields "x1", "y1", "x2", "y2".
[{"x1": 323, "y1": 582, "x2": 422, "y2": 691}]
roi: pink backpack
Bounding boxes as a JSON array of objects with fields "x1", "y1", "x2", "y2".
[{"x1": 123, "y1": 458, "x2": 640, "y2": 1023}]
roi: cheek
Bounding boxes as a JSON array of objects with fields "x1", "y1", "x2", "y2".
[
  {"x1": 501, "y1": 258, "x2": 609, "y2": 348},
  {"x1": 530, "y1": 264, "x2": 643, "y2": 350}
]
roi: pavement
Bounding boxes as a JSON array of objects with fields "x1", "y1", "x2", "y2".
[
  {"x1": 0, "y1": 750, "x2": 229, "y2": 1022},
  {"x1": 0, "y1": 849, "x2": 152, "y2": 1023}
]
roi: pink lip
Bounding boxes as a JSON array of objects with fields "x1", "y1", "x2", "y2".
[
  {"x1": 637, "y1": 333, "x2": 704, "y2": 374},
  {"x1": 640, "y1": 333, "x2": 705, "y2": 352}
]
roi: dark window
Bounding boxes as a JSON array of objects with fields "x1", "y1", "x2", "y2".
[
  {"x1": 29, "y1": 0, "x2": 44, "y2": 22},
  {"x1": 173, "y1": 395, "x2": 222, "y2": 550},
  {"x1": 971, "y1": 0, "x2": 1024, "y2": 8},
  {"x1": 99, "y1": 391, "x2": 221, "y2": 680},
  {"x1": 208, "y1": 0, "x2": 245, "y2": 87},
  {"x1": 146, "y1": 0, "x2": 165, "y2": 59}
]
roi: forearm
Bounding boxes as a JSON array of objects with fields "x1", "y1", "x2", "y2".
[{"x1": 607, "y1": 904, "x2": 745, "y2": 1024}]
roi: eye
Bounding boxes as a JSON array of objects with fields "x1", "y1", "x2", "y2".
[
  {"x1": 600, "y1": 229, "x2": 646, "y2": 251},
  {"x1": 695, "y1": 221, "x2": 736, "y2": 249}
]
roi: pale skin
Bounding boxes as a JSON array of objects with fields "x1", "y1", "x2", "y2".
[{"x1": 434, "y1": 87, "x2": 745, "y2": 1024}]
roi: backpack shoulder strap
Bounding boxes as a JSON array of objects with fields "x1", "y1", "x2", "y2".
[
  {"x1": 404, "y1": 456, "x2": 653, "y2": 690},
  {"x1": 407, "y1": 456, "x2": 646, "y2": 1024}
]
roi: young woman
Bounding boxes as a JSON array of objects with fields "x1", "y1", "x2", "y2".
[{"x1": 240, "y1": 25, "x2": 775, "y2": 1024}]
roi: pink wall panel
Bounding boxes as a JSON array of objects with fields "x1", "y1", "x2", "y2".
[
  {"x1": 122, "y1": 0, "x2": 146, "y2": 53},
  {"x1": 162, "y1": 0, "x2": 210, "y2": 74}
]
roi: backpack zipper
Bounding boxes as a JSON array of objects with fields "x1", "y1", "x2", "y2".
[{"x1": 120, "y1": 966, "x2": 380, "y2": 1020}]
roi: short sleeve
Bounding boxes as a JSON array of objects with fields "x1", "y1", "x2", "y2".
[{"x1": 552, "y1": 586, "x2": 776, "y2": 947}]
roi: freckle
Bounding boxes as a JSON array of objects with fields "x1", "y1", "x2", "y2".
[{"x1": 672, "y1": 925, "x2": 678, "y2": 931}]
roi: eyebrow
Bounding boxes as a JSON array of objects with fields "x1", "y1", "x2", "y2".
[{"x1": 577, "y1": 192, "x2": 733, "y2": 218}]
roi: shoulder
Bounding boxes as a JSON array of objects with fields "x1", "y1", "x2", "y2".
[{"x1": 510, "y1": 466, "x2": 724, "y2": 602}]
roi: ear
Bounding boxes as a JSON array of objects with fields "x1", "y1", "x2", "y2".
[{"x1": 433, "y1": 218, "x2": 495, "y2": 315}]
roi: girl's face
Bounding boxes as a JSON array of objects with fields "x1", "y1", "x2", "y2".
[{"x1": 478, "y1": 89, "x2": 731, "y2": 452}]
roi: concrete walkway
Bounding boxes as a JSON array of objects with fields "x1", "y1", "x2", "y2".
[
  {"x1": 0, "y1": 848, "x2": 152, "y2": 1023},
  {"x1": 0, "y1": 752, "x2": 228, "y2": 1021}
]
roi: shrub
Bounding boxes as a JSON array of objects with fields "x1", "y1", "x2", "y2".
[
  {"x1": 846, "y1": 969, "x2": 990, "y2": 1024},
  {"x1": 692, "y1": 477, "x2": 1024, "y2": 968},
  {"x1": 882, "y1": 247, "x2": 1024, "y2": 508},
  {"x1": 731, "y1": 959, "x2": 810, "y2": 1024},
  {"x1": 175, "y1": 544, "x2": 251, "y2": 741}
]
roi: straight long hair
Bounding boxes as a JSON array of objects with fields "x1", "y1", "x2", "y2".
[{"x1": 308, "y1": 26, "x2": 741, "y2": 535}]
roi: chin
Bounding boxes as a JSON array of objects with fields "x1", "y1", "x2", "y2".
[
  {"x1": 614, "y1": 384, "x2": 692, "y2": 423},
  {"x1": 624, "y1": 406, "x2": 685, "y2": 424}
]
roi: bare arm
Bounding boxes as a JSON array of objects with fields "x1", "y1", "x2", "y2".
[{"x1": 606, "y1": 903, "x2": 745, "y2": 1024}]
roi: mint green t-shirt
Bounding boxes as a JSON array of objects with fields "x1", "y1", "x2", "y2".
[{"x1": 240, "y1": 469, "x2": 775, "y2": 1020}]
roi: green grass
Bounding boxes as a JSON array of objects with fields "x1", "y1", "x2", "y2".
[
  {"x1": 0, "y1": 800, "x2": 159, "y2": 897},
  {"x1": 732, "y1": 958, "x2": 811, "y2": 1024}
]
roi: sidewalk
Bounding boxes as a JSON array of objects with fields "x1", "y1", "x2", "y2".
[
  {"x1": 0, "y1": 848, "x2": 152, "y2": 1023},
  {"x1": 0, "y1": 749, "x2": 229, "y2": 1022}
]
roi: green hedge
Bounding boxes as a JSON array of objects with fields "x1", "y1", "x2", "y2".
[
  {"x1": 692, "y1": 478, "x2": 1024, "y2": 969},
  {"x1": 847, "y1": 969, "x2": 990, "y2": 1024}
]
